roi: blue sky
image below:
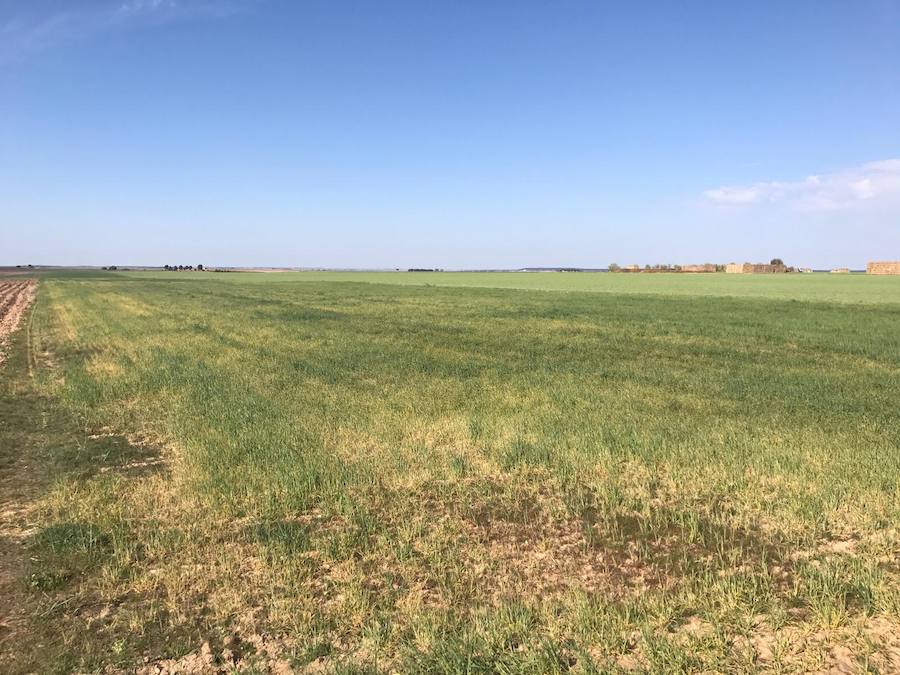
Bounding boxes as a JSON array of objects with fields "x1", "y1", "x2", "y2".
[{"x1": 2, "y1": 0, "x2": 899, "y2": 268}]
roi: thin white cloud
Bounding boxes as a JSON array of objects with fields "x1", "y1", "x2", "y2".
[
  {"x1": 0, "y1": 0, "x2": 247, "y2": 65},
  {"x1": 703, "y1": 185, "x2": 764, "y2": 205},
  {"x1": 704, "y1": 159, "x2": 900, "y2": 211},
  {"x1": 119, "y1": 0, "x2": 181, "y2": 11}
]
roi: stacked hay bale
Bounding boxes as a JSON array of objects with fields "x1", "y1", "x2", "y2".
[
  {"x1": 726, "y1": 262, "x2": 787, "y2": 274},
  {"x1": 867, "y1": 261, "x2": 900, "y2": 275}
]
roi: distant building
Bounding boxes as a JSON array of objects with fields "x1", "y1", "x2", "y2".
[
  {"x1": 725, "y1": 262, "x2": 787, "y2": 274},
  {"x1": 867, "y1": 261, "x2": 900, "y2": 275},
  {"x1": 624, "y1": 264, "x2": 640, "y2": 272},
  {"x1": 831, "y1": 268, "x2": 850, "y2": 274}
]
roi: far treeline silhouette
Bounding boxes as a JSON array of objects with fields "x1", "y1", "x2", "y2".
[{"x1": 163, "y1": 265, "x2": 205, "y2": 271}]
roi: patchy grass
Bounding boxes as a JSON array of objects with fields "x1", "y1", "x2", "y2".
[
  {"x1": 1, "y1": 270, "x2": 899, "y2": 672},
  {"x1": 119, "y1": 269, "x2": 900, "y2": 304}
]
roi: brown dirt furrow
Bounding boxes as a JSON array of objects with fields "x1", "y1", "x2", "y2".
[
  {"x1": 0, "y1": 282, "x2": 27, "y2": 317},
  {"x1": 0, "y1": 285, "x2": 20, "y2": 313},
  {"x1": 0, "y1": 280, "x2": 37, "y2": 367}
]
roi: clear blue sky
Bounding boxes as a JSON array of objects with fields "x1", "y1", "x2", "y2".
[{"x1": 2, "y1": 0, "x2": 899, "y2": 268}]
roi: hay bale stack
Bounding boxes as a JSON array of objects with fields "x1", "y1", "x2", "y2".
[
  {"x1": 726, "y1": 263, "x2": 786, "y2": 274},
  {"x1": 867, "y1": 261, "x2": 900, "y2": 275}
]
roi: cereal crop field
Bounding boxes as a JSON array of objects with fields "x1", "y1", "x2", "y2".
[{"x1": 1, "y1": 270, "x2": 899, "y2": 673}]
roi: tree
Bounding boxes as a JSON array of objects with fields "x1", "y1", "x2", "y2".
[
  {"x1": 608, "y1": 263, "x2": 621, "y2": 272},
  {"x1": 770, "y1": 258, "x2": 785, "y2": 266}
]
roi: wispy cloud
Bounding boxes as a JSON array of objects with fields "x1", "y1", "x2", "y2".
[
  {"x1": 0, "y1": 0, "x2": 247, "y2": 65},
  {"x1": 704, "y1": 159, "x2": 900, "y2": 211}
]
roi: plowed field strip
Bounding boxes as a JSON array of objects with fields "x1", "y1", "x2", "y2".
[{"x1": 0, "y1": 280, "x2": 37, "y2": 366}]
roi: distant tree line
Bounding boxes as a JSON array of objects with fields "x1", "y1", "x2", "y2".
[{"x1": 163, "y1": 264, "x2": 205, "y2": 271}]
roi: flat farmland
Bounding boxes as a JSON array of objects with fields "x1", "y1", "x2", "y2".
[
  {"x1": 122, "y1": 269, "x2": 900, "y2": 304},
  {"x1": 2, "y1": 271, "x2": 900, "y2": 673}
]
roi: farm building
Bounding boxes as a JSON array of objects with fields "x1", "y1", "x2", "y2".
[
  {"x1": 681, "y1": 263, "x2": 716, "y2": 273},
  {"x1": 831, "y1": 268, "x2": 850, "y2": 274},
  {"x1": 725, "y1": 262, "x2": 787, "y2": 274},
  {"x1": 867, "y1": 261, "x2": 900, "y2": 275}
]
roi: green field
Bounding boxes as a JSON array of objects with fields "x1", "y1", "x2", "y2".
[
  {"x1": 127, "y1": 269, "x2": 900, "y2": 304},
  {"x1": 3, "y1": 271, "x2": 900, "y2": 673}
]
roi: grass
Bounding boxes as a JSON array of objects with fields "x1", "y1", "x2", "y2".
[
  {"x1": 2, "y1": 270, "x2": 899, "y2": 672},
  {"x1": 120, "y1": 269, "x2": 900, "y2": 304}
]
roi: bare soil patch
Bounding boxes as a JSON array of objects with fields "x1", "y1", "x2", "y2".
[{"x1": 0, "y1": 279, "x2": 37, "y2": 366}]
